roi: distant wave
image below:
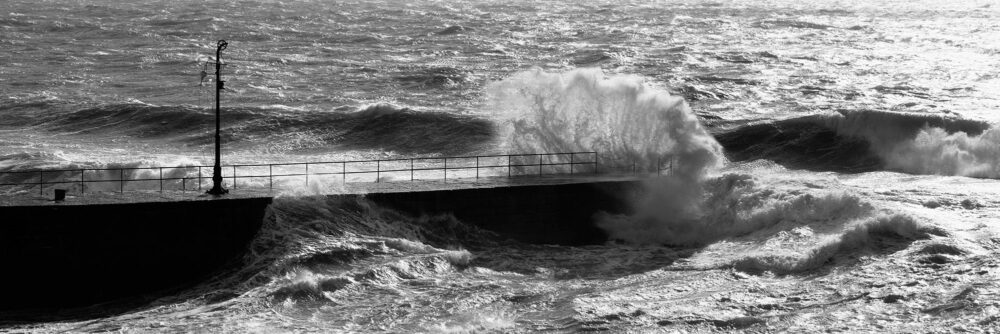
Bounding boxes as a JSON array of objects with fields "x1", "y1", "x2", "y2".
[
  {"x1": 0, "y1": 151, "x2": 71, "y2": 171},
  {"x1": 714, "y1": 114, "x2": 882, "y2": 173},
  {"x1": 756, "y1": 19, "x2": 836, "y2": 30},
  {"x1": 37, "y1": 103, "x2": 223, "y2": 138},
  {"x1": 5, "y1": 102, "x2": 494, "y2": 156},
  {"x1": 320, "y1": 104, "x2": 494, "y2": 155},
  {"x1": 714, "y1": 109, "x2": 999, "y2": 177},
  {"x1": 394, "y1": 66, "x2": 473, "y2": 88},
  {"x1": 435, "y1": 25, "x2": 470, "y2": 35},
  {"x1": 823, "y1": 110, "x2": 1000, "y2": 178}
]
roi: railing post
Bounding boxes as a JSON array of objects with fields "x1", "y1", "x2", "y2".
[
  {"x1": 594, "y1": 152, "x2": 598, "y2": 174},
  {"x1": 8, "y1": 152, "x2": 617, "y2": 195},
  {"x1": 570, "y1": 154, "x2": 574, "y2": 175}
]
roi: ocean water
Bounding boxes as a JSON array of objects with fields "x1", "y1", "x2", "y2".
[{"x1": 2, "y1": 0, "x2": 1000, "y2": 332}]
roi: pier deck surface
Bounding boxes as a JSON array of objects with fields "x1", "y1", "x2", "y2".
[{"x1": 0, "y1": 174, "x2": 645, "y2": 207}]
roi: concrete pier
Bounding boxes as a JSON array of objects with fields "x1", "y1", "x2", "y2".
[
  {"x1": 367, "y1": 180, "x2": 640, "y2": 245},
  {"x1": 0, "y1": 175, "x2": 642, "y2": 312},
  {"x1": 0, "y1": 195, "x2": 272, "y2": 311}
]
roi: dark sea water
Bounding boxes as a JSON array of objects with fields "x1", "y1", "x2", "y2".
[{"x1": 2, "y1": 0, "x2": 1000, "y2": 332}]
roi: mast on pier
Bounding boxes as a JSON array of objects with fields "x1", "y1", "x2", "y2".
[{"x1": 207, "y1": 40, "x2": 229, "y2": 195}]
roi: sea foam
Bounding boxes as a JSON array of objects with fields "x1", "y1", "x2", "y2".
[{"x1": 597, "y1": 173, "x2": 873, "y2": 246}]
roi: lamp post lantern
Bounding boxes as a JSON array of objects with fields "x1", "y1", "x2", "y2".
[{"x1": 207, "y1": 39, "x2": 229, "y2": 195}]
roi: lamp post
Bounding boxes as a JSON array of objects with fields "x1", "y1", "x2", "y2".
[{"x1": 207, "y1": 39, "x2": 229, "y2": 195}]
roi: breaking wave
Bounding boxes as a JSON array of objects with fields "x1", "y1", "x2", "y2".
[
  {"x1": 716, "y1": 109, "x2": 1000, "y2": 177},
  {"x1": 486, "y1": 68, "x2": 724, "y2": 179},
  {"x1": 730, "y1": 213, "x2": 945, "y2": 275},
  {"x1": 218, "y1": 195, "x2": 492, "y2": 324},
  {"x1": 597, "y1": 172, "x2": 946, "y2": 274},
  {"x1": 597, "y1": 173, "x2": 873, "y2": 246}
]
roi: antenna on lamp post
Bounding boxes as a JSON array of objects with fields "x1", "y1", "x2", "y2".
[{"x1": 207, "y1": 39, "x2": 229, "y2": 196}]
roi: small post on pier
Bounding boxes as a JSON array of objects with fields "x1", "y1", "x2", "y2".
[{"x1": 207, "y1": 39, "x2": 229, "y2": 196}]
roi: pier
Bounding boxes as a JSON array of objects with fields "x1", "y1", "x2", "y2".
[{"x1": 0, "y1": 152, "x2": 667, "y2": 313}]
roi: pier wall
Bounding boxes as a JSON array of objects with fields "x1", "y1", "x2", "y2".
[
  {"x1": 0, "y1": 179, "x2": 640, "y2": 312},
  {"x1": 365, "y1": 180, "x2": 641, "y2": 245},
  {"x1": 0, "y1": 197, "x2": 272, "y2": 311}
]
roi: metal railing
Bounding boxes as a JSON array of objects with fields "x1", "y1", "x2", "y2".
[{"x1": 0, "y1": 151, "x2": 657, "y2": 195}]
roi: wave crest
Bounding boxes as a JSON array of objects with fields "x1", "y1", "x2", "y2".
[
  {"x1": 825, "y1": 110, "x2": 1000, "y2": 178},
  {"x1": 717, "y1": 109, "x2": 1000, "y2": 177}
]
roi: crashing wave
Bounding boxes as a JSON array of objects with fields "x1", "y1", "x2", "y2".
[{"x1": 486, "y1": 68, "x2": 724, "y2": 178}]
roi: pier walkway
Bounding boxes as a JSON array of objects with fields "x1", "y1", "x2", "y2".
[
  {"x1": 0, "y1": 151, "x2": 671, "y2": 206},
  {"x1": 0, "y1": 174, "x2": 646, "y2": 207}
]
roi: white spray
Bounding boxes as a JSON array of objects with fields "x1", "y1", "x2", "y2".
[
  {"x1": 486, "y1": 68, "x2": 724, "y2": 178},
  {"x1": 486, "y1": 68, "x2": 725, "y2": 244}
]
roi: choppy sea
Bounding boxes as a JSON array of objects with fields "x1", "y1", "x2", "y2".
[{"x1": 2, "y1": 0, "x2": 1000, "y2": 332}]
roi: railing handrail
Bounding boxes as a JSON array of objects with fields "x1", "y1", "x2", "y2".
[
  {"x1": 0, "y1": 151, "x2": 675, "y2": 195},
  {"x1": 0, "y1": 151, "x2": 598, "y2": 174}
]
